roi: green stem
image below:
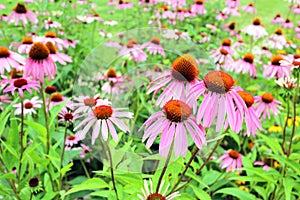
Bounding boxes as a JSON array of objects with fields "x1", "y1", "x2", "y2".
[
  {"x1": 40, "y1": 83, "x2": 50, "y2": 155},
  {"x1": 79, "y1": 159, "x2": 90, "y2": 179},
  {"x1": 59, "y1": 125, "x2": 68, "y2": 190},
  {"x1": 18, "y1": 98, "x2": 25, "y2": 181},
  {"x1": 281, "y1": 99, "x2": 290, "y2": 152}
]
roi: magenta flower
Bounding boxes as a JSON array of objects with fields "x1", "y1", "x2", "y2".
[
  {"x1": 65, "y1": 135, "x2": 80, "y2": 147},
  {"x1": 218, "y1": 150, "x2": 243, "y2": 173},
  {"x1": 233, "y1": 53, "x2": 257, "y2": 77},
  {"x1": 24, "y1": 42, "x2": 57, "y2": 83},
  {"x1": 140, "y1": 100, "x2": 206, "y2": 157},
  {"x1": 191, "y1": 0, "x2": 206, "y2": 15},
  {"x1": 225, "y1": 0, "x2": 240, "y2": 7},
  {"x1": 263, "y1": 55, "x2": 291, "y2": 79},
  {"x1": 265, "y1": 29, "x2": 286, "y2": 50},
  {"x1": 18, "y1": 37, "x2": 34, "y2": 54},
  {"x1": 45, "y1": 42, "x2": 72, "y2": 65},
  {"x1": 74, "y1": 101, "x2": 133, "y2": 144},
  {"x1": 211, "y1": 48, "x2": 234, "y2": 71},
  {"x1": 188, "y1": 71, "x2": 247, "y2": 132},
  {"x1": 282, "y1": 19, "x2": 294, "y2": 29},
  {"x1": 58, "y1": 107, "x2": 79, "y2": 124},
  {"x1": 13, "y1": 96, "x2": 42, "y2": 116},
  {"x1": 100, "y1": 68, "x2": 128, "y2": 95},
  {"x1": 44, "y1": 18, "x2": 61, "y2": 30},
  {"x1": 242, "y1": 3, "x2": 257, "y2": 13},
  {"x1": 235, "y1": 91, "x2": 262, "y2": 137},
  {"x1": 147, "y1": 54, "x2": 200, "y2": 107},
  {"x1": 115, "y1": 1, "x2": 134, "y2": 9},
  {"x1": 142, "y1": 36, "x2": 166, "y2": 57},
  {"x1": 7, "y1": 3, "x2": 38, "y2": 26},
  {"x1": 0, "y1": 46, "x2": 26, "y2": 74},
  {"x1": 118, "y1": 40, "x2": 148, "y2": 62},
  {"x1": 73, "y1": 95, "x2": 103, "y2": 114},
  {"x1": 48, "y1": 92, "x2": 70, "y2": 109},
  {"x1": 272, "y1": 14, "x2": 284, "y2": 24},
  {"x1": 37, "y1": 32, "x2": 67, "y2": 50},
  {"x1": 254, "y1": 92, "x2": 283, "y2": 119},
  {"x1": 3, "y1": 78, "x2": 40, "y2": 98}
]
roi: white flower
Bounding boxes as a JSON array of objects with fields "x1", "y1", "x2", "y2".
[
  {"x1": 104, "y1": 20, "x2": 118, "y2": 26},
  {"x1": 77, "y1": 16, "x2": 95, "y2": 23}
]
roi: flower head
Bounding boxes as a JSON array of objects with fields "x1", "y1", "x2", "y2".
[
  {"x1": 0, "y1": 46, "x2": 26, "y2": 74},
  {"x1": 3, "y1": 78, "x2": 40, "y2": 98},
  {"x1": 219, "y1": 150, "x2": 243, "y2": 173}
]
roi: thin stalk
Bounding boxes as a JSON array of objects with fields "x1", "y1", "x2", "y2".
[
  {"x1": 59, "y1": 125, "x2": 68, "y2": 190},
  {"x1": 18, "y1": 98, "x2": 25, "y2": 181},
  {"x1": 156, "y1": 145, "x2": 173, "y2": 193},
  {"x1": 169, "y1": 147, "x2": 199, "y2": 194},
  {"x1": 104, "y1": 141, "x2": 119, "y2": 200},
  {"x1": 80, "y1": 159, "x2": 90, "y2": 179},
  {"x1": 40, "y1": 83, "x2": 50, "y2": 154},
  {"x1": 281, "y1": 99, "x2": 290, "y2": 152},
  {"x1": 174, "y1": 137, "x2": 223, "y2": 192},
  {"x1": 287, "y1": 74, "x2": 299, "y2": 157}
]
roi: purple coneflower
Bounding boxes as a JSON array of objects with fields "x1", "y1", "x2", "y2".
[
  {"x1": 17, "y1": 37, "x2": 34, "y2": 54},
  {"x1": 140, "y1": 99, "x2": 206, "y2": 157},
  {"x1": 282, "y1": 18, "x2": 294, "y2": 29},
  {"x1": 211, "y1": 48, "x2": 234, "y2": 71},
  {"x1": 3, "y1": 77, "x2": 40, "y2": 98},
  {"x1": 0, "y1": 46, "x2": 25, "y2": 74},
  {"x1": 233, "y1": 53, "x2": 257, "y2": 77},
  {"x1": 254, "y1": 92, "x2": 282, "y2": 119},
  {"x1": 44, "y1": 18, "x2": 61, "y2": 30},
  {"x1": 58, "y1": 107, "x2": 79, "y2": 124},
  {"x1": 142, "y1": 36, "x2": 165, "y2": 57},
  {"x1": 191, "y1": 0, "x2": 206, "y2": 15},
  {"x1": 65, "y1": 135, "x2": 80, "y2": 147},
  {"x1": 24, "y1": 42, "x2": 57, "y2": 83},
  {"x1": 13, "y1": 96, "x2": 42, "y2": 116},
  {"x1": 263, "y1": 55, "x2": 291, "y2": 79},
  {"x1": 115, "y1": 0, "x2": 134, "y2": 9},
  {"x1": 218, "y1": 150, "x2": 243, "y2": 173},
  {"x1": 7, "y1": 3, "x2": 38, "y2": 26},
  {"x1": 242, "y1": 2, "x2": 257, "y2": 13},
  {"x1": 101, "y1": 68, "x2": 127, "y2": 95},
  {"x1": 45, "y1": 42, "x2": 72, "y2": 65},
  {"x1": 242, "y1": 18, "x2": 268, "y2": 41},
  {"x1": 118, "y1": 40, "x2": 148, "y2": 62},
  {"x1": 272, "y1": 14, "x2": 284, "y2": 24}
]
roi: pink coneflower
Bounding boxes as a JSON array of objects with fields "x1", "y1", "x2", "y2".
[
  {"x1": 257, "y1": 46, "x2": 272, "y2": 58},
  {"x1": 263, "y1": 55, "x2": 291, "y2": 79},
  {"x1": 142, "y1": 36, "x2": 165, "y2": 57},
  {"x1": 140, "y1": 99, "x2": 206, "y2": 157},
  {"x1": 0, "y1": 94, "x2": 12, "y2": 107},
  {"x1": 198, "y1": 33, "x2": 210, "y2": 43},
  {"x1": 72, "y1": 94, "x2": 104, "y2": 114},
  {"x1": 80, "y1": 144, "x2": 92, "y2": 162},
  {"x1": 45, "y1": 42, "x2": 72, "y2": 65},
  {"x1": 0, "y1": 4, "x2": 5, "y2": 10},
  {"x1": 7, "y1": 3, "x2": 38, "y2": 26},
  {"x1": 222, "y1": 7, "x2": 240, "y2": 16},
  {"x1": 48, "y1": 92, "x2": 70, "y2": 109},
  {"x1": 147, "y1": 54, "x2": 200, "y2": 107},
  {"x1": 44, "y1": 18, "x2": 61, "y2": 30},
  {"x1": 37, "y1": 32, "x2": 67, "y2": 50},
  {"x1": 242, "y1": 18, "x2": 268, "y2": 41},
  {"x1": 58, "y1": 107, "x2": 79, "y2": 124},
  {"x1": 0, "y1": 46, "x2": 26, "y2": 74},
  {"x1": 3, "y1": 78, "x2": 40, "y2": 98},
  {"x1": 64, "y1": 39, "x2": 79, "y2": 49},
  {"x1": 222, "y1": 22, "x2": 238, "y2": 36},
  {"x1": 292, "y1": 4, "x2": 300, "y2": 14},
  {"x1": 220, "y1": 38, "x2": 233, "y2": 54},
  {"x1": 280, "y1": 54, "x2": 300, "y2": 70},
  {"x1": 225, "y1": 0, "x2": 240, "y2": 8},
  {"x1": 101, "y1": 68, "x2": 128, "y2": 95},
  {"x1": 242, "y1": 3, "x2": 257, "y2": 13},
  {"x1": 218, "y1": 150, "x2": 243, "y2": 173},
  {"x1": 282, "y1": 18, "x2": 294, "y2": 28},
  {"x1": 76, "y1": 15, "x2": 95, "y2": 24},
  {"x1": 265, "y1": 29, "x2": 286, "y2": 49},
  {"x1": 17, "y1": 37, "x2": 34, "y2": 54},
  {"x1": 65, "y1": 135, "x2": 80, "y2": 147},
  {"x1": 13, "y1": 96, "x2": 42, "y2": 116},
  {"x1": 115, "y1": 0, "x2": 134, "y2": 9},
  {"x1": 253, "y1": 161, "x2": 270, "y2": 171},
  {"x1": 233, "y1": 53, "x2": 257, "y2": 77},
  {"x1": 211, "y1": 48, "x2": 234, "y2": 71},
  {"x1": 232, "y1": 39, "x2": 247, "y2": 53},
  {"x1": 163, "y1": 29, "x2": 190, "y2": 40},
  {"x1": 235, "y1": 91, "x2": 262, "y2": 137},
  {"x1": 138, "y1": 179, "x2": 180, "y2": 200},
  {"x1": 272, "y1": 14, "x2": 284, "y2": 24},
  {"x1": 285, "y1": 40, "x2": 297, "y2": 49},
  {"x1": 189, "y1": 71, "x2": 247, "y2": 132},
  {"x1": 157, "y1": 5, "x2": 174, "y2": 19},
  {"x1": 216, "y1": 11, "x2": 228, "y2": 21},
  {"x1": 24, "y1": 42, "x2": 57, "y2": 83},
  {"x1": 74, "y1": 101, "x2": 133, "y2": 144},
  {"x1": 254, "y1": 92, "x2": 282, "y2": 119},
  {"x1": 191, "y1": 0, "x2": 206, "y2": 15},
  {"x1": 118, "y1": 40, "x2": 148, "y2": 62}
]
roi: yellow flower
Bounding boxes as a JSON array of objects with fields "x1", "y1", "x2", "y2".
[
  {"x1": 274, "y1": 161, "x2": 280, "y2": 168},
  {"x1": 239, "y1": 186, "x2": 249, "y2": 192},
  {"x1": 276, "y1": 50, "x2": 286, "y2": 55},
  {"x1": 235, "y1": 180, "x2": 246, "y2": 185},
  {"x1": 285, "y1": 116, "x2": 300, "y2": 127},
  {"x1": 268, "y1": 125, "x2": 283, "y2": 133}
]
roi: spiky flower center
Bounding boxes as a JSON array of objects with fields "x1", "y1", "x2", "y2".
[
  {"x1": 270, "y1": 55, "x2": 283, "y2": 66},
  {"x1": 275, "y1": 14, "x2": 281, "y2": 18},
  {"x1": 248, "y1": 2, "x2": 253, "y2": 6},
  {"x1": 84, "y1": 97, "x2": 97, "y2": 107},
  {"x1": 253, "y1": 18, "x2": 261, "y2": 25},
  {"x1": 0, "y1": 46, "x2": 10, "y2": 58},
  {"x1": 151, "y1": 36, "x2": 161, "y2": 45},
  {"x1": 147, "y1": 193, "x2": 166, "y2": 200},
  {"x1": 237, "y1": 91, "x2": 254, "y2": 107},
  {"x1": 93, "y1": 105, "x2": 113, "y2": 120},
  {"x1": 45, "y1": 42, "x2": 57, "y2": 54},
  {"x1": 29, "y1": 42, "x2": 49, "y2": 60},
  {"x1": 222, "y1": 38, "x2": 231, "y2": 46},
  {"x1": 67, "y1": 135, "x2": 76, "y2": 140},
  {"x1": 106, "y1": 68, "x2": 117, "y2": 78},
  {"x1": 45, "y1": 86, "x2": 57, "y2": 94},
  {"x1": 14, "y1": 3, "x2": 27, "y2": 14},
  {"x1": 229, "y1": 150, "x2": 239, "y2": 159},
  {"x1": 22, "y1": 37, "x2": 33, "y2": 44},
  {"x1": 220, "y1": 48, "x2": 229, "y2": 55},
  {"x1": 51, "y1": 93, "x2": 63, "y2": 102},
  {"x1": 228, "y1": 22, "x2": 235, "y2": 30},
  {"x1": 160, "y1": 5, "x2": 168, "y2": 11},
  {"x1": 13, "y1": 78, "x2": 28, "y2": 88},
  {"x1": 64, "y1": 113, "x2": 73, "y2": 121},
  {"x1": 45, "y1": 32, "x2": 57, "y2": 38},
  {"x1": 163, "y1": 100, "x2": 191, "y2": 123},
  {"x1": 243, "y1": 53, "x2": 254, "y2": 64},
  {"x1": 261, "y1": 92, "x2": 274, "y2": 103},
  {"x1": 275, "y1": 29, "x2": 283, "y2": 35},
  {"x1": 195, "y1": 0, "x2": 204, "y2": 5},
  {"x1": 204, "y1": 71, "x2": 234, "y2": 94},
  {"x1": 29, "y1": 177, "x2": 39, "y2": 188},
  {"x1": 285, "y1": 18, "x2": 291, "y2": 23},
  {"x1": 24, "y1": 102, "x2": 33, "y2": 109},
  {"x1": 171, "y1": 54, "x2": 199, "y2": 82}
]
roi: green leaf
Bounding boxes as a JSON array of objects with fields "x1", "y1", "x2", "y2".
[
  {"x1": 61, "y1": 162, "x2": 73, "y2": 178},
  {"x1": 259, "y1": 133, "x2": 283, "y2": 155},
  {"x1": 64, "y1": 178, "x2": 109, "y2": 197},
  {"x1": 253, "y1": 186, "x2": 267, "y2": 200},
  {"x1": 270, "y1": 154, "x2": 300, "y2": 175},
  {"x1": 0, "y1": 139, "x2": 19, "y2": 159},
  {"x1": 24, "y1": 120, "x2": 47, "y2": 144},
  {"x1": 186, "y1": 172, "x2": 209, "y2": 189},
  {"x1": 190, "y1": 185, "x2": 211, "y2": 200},
  {"x1": 243, "y1": 168, "x2": 277, "y2": 183},
  {"x1": 216, "y1": 188, "x2": 257, "y2": 200},
  {"x1": 283, "y1": 177, "x2": 295, "y2": 200},
  {"x1": 49, "y1": 99, "x2": 70, "y2": 126}
]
